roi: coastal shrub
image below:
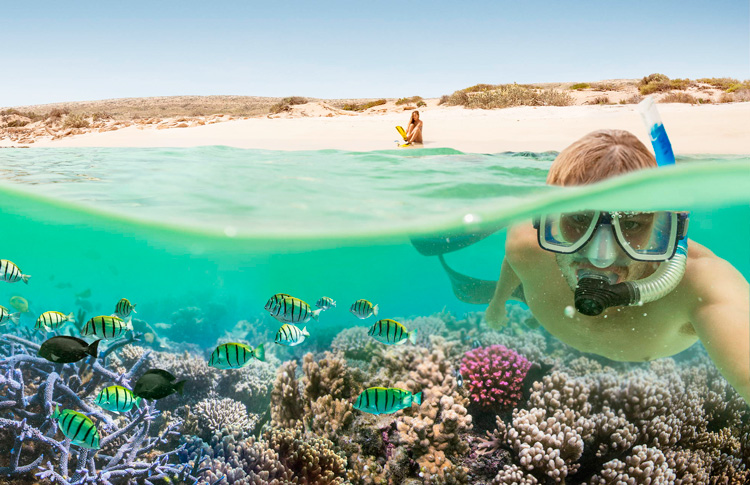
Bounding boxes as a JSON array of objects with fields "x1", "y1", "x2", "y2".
[
  {"x1": 639, "y1": 73, "x2": 672, "y2": 95},
  {"x1": 569, "y1": 83, "x2": 591, "y2": 90},
  {"x1": 588, "y1": 96, "x2": 611, "y2": 105},
  {"x1": 63, "y1": 113, "x2": 90, "y2": 128},
  {"x1": 91, "y1": 111, "x2": 112, "y2": 121},
  {"x1": 269, "y1": 96, "x2": 308, "y2": 114},
  {"x1": 440, "y1": 91, "x2": 469, "y2": 106},
  {"x1": 47, "y1": 108, "x2": 70, "y2": 120},
  {"x1": 720, "y1": 89, "x2": 750, "y2": 103},
  {"x1": 416, "y1": 100, "x2": 426, "y2": 107},
  {"x1": 669, "y1": 78, "x2": 694, "y2": 90},
  {"x1": 459, "y1": 84, "x2": 573, "y2": 109},
  {"x1": 591, "y1": 82, "x2": 621, "y2": 91},
  {"x1": 341, "y1": 99, "x2": 387, "y2": 111},
  {"x1": 726, "y1": 81, "x2": 750, "y2": 93},
  {"x1": 659, "y1": 92, "x2": 698, "y2": 104},
  {"x1": 696, "y1": 77, "x2": 740, "y2": 90},
  {"x1": 396, "y1": 96, "x2": 423, "y2": 105},
  {"x1": 462, "y1": 83, "x2": 497, "y2": 93},
  {"x1": 5, "y1": 119, "x2": 29, "y2": 127},
  {"x1": 619, "y1": 94, "x2": 644, "y2": 104}
]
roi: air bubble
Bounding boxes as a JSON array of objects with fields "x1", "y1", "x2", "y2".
[
  {"x1": 564, "y1": 306, "x2": 575, "y2": 318},
  {"x1": 643, "y1": 313, "x2": 648, "y2": 317}
]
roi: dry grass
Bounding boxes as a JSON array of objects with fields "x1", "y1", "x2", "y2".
[
  {"x1": 659, "y1": 92, "x2": 701, "y2": 104},
  {"x1": 396, "y1": 96, "x2": 423, "y2": 106},
  {"x1": 588, "y1": 96, "x2": 612, "y2": 105},
  {"x1": 569, "y1": 83, "x2": 591, "y2": 90},
  {"x1": 339, "y1": 99, "x2": 387, "y2": 111},
  {"x1": 269, "y1": 96, "x2": 308, "y2": 114},
  {"x1": 619, "y1": 93, "x2": 644, "y2": 104},
  {"x1": 440, "y1": 84, "x2": 573, "y2": 109}
]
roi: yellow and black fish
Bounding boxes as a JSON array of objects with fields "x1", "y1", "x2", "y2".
[
  {"x1": 35, "y1": 311, "x2": 75, "y2": 331},
  {"x1": 350, "y1": 299, "x2": 379, "y2": 319},
  {"x1": 274, "y1": 324, "x2": 309, "y2": 346},
  {"x1": 208, "y1": 343, "x2": 265, "y2": 369},
  {"x1": 95, "y1": 385, "x2": 141, "y2": 413},
  {"x1": 82, "y1": 315, "x2": 132, "y2": 339},
  {"x1": 53, "y1": 407, "x2": 100, "y2": 449},
  {"x1": 113, "y1": 298, "x2": 137, "y2": 319},
  {"x1": 315, "y1": 296, "x2": 336, "y2": 310},
  {"x1": 368, "y1": 319, "x2": 418, "y2": 345},
  {"x1": 269, "y1": 297, "x2": 321, "y2": 324},
  {"x1": 353, "y1": 387, "x2": 422, "y2": 415},
  {"x1": 38, "y1": 336, "x2": 100, "y2": 364},
  {"x1": 264, "y1": 293, "x2": 292, "y2": 312},
  {"x1": 0, "y1": 305, "x2": 21, "y2": 326},
  {"x1": 0, "y1": 260, "x2": 30, "y2": 284}
]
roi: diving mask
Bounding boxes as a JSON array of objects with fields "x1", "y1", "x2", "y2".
[{"x1": 534, "y1": 210, "x2": 689, "y2": 263}]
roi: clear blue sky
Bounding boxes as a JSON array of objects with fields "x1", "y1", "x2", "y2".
[{"x1": 2, "y1": 0, "x2": 748, "y2": 106}]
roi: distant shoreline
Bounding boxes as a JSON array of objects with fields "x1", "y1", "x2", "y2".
[{"x1": 1, "y1": 78, "x2": 749, "y2": 154}]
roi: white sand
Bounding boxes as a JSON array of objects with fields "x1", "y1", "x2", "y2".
[{"x1": 3, "y1": 103, "x2": 750, "y2": 154}]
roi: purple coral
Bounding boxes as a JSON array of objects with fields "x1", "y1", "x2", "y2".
[{"x1": 460, "y1": 345, "x2": 532, "y2": 410}]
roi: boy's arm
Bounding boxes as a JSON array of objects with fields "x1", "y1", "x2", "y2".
[
  {"x1": 688, "y1": 257, "x2": 750, "y2": 404},
  {"x1": 486, "y1": 257, "x2": 521, "y2": 329}
]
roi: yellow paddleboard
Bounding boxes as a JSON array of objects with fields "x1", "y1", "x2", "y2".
[{"x1": 396, "y1": 126, "x2": 407, "y2": 141}]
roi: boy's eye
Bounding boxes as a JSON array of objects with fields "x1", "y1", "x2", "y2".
[{"x1": 622, "y1": 221, "x2": 641, "y2": 231}]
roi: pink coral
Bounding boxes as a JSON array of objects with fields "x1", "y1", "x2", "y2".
[{"x1": 460, "y1": 344, "x2": 532, "y2": 409}]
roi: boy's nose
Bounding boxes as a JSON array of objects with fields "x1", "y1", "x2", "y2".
[{"x1": 583, "y1": 225, "x2": 618, "y2": 268}]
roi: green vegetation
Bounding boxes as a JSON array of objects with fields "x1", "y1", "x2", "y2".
[
  {"x1": 591, "y1": 82, "x2": 621, "y2": 91},
  {"x1": 341, "y1": 99, "x2": 387, "y2": 111},
  {"x1": 659, "y1": 92, "x2": 699, "y2": 104},
  {"x1": 269, "y1": 96, "x2": 308, "y2": 114},
  {"x1": 416, "y1": 100, "x2": 426, "y2": 107},
  {"x1": 726, "y1": 81, "x2": 750, "y2": 93},
  {"x1": 569, "y1": 83, "x2": 591, "y2": 90},
  {"x1": 440, "y1": 84, "x2": 573, "y2": 109},
  {"x1": 396, "y1": 96, "x2": 423, "y2": 106},
  {"x1": 696, "y1": 77, "x2": 740, "y2": 90}
]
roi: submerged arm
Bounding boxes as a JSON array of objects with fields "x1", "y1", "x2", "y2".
[
  {"x1": 486, "y1": 257, "x2": 521, "y2": 329},
  {"x1": 689, "y1": 257, "x2": 750, "y2": 404}
]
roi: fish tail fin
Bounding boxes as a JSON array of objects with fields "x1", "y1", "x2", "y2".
[
  {"x1": 67, "y1": 312, "x2": 75, "y2": 323},
  {"x1": 132, "y1": 304, "x2": 137, "y2": 313},
  {"x1": 87, "y1": 339, "x2": 101, "y2": 359},
  {"x1": 254, "y1": 343, "x2": 265, "y2": 362},
  {"x1": 174, "y1": 380, "x2": 187, "y2": 396},
  {"x1": 10, "y1": 313, "x2": 20, "y2": 324},
  {"x1": 52, "y1": 405, "x2": 61, "y2": 419},
  {"x1": 22, "y1": 274, "x2": 30, "y2": 284},
  {"x1": 373, "y1": 304, "x2": 379, "y2": 317},
  {"x1": 302, "y1": 326, "x2": 310, "y2": 337},
  {"x1": 409, "y1": 329, "x2": 418, "y2": 345},
  {"x1": 311, "y1": 309, "x2": 321, "y2": 321},
  {"x1": 134, "y1": 396, "x2": 142, "y2": 409},
  {"x1": 412, "y1": 391, "x2": 423, "y2": 406},
  {"x1": 332, "y1": 301, "x2": 337, "y2": 307}
]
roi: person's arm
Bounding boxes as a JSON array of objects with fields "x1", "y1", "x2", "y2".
[
  {"x1": 486, "y1": 257, "x2": 522, "y2": 329},
  {"x1": 688, "y1": 257, "x2": 750, "y2": 403}
]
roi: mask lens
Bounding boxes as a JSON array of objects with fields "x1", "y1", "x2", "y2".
[
  {"x1": 614, "y1": 211, "x2": 676, "y2": 259},
  {"x1": 540, "y1": 211, "x2": 597, "y2": 252}
]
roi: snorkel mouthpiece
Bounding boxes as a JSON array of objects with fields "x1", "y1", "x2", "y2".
[{"x1": 575, "y1": 274, "x2": 638, "y2": 316}]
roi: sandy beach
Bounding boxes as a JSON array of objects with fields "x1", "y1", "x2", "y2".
[{"x1": 2, "y1": 102, "x2": 748, "y2": 154}]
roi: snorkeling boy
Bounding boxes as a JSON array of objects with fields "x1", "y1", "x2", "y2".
[{"x1": 485, "y1": 129, "x2": 750, "y2": 403}]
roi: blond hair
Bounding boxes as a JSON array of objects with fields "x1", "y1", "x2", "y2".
[{"x1": 547, "y1": 130, "x2": 656, "y2": 187}]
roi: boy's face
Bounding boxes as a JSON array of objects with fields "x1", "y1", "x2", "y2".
[{"x1": 555, "y1": 244, "x2": 659, "y2": 291}]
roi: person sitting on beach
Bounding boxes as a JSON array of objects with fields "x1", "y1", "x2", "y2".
[
  {"x1": 485, "y1": 129, "x2": 750, "y2": 403},
  {"x1": 405, "y1": 110, "x2": 423, "y2": 145}
]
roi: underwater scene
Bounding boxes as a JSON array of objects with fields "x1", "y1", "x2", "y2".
[{"x1": 0, "y1": 147, "x2": 749, "y2": 485}]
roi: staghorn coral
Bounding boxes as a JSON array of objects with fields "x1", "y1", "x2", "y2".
[{"x1": 461, "y1": 345, "x2": 532, "y2": 411}]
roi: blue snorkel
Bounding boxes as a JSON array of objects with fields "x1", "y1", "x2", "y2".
[{"x1": 574, "y1": 98, "x2": 690, "y2": 316}]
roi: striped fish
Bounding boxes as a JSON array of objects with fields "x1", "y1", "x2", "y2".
[
  {"x1": 0, "y1": 260, "x2": 30, "y2": 284},
  {"x1": 353, "y1": 387, "x2": 422, "y2": 415},
  {"x1": 264, "y1": 293, "x2": 292, "y2": 312},
  {"x1": 113, "y1": 298, "x2": 137, "y2": 319},
  {"x1": 269, "y1": 297, "x2": 321, "y2": 324},
  {"x1": 209, "y1": 342, "x2": 265, "y2": 369},
  {"x1": 368, "y1": 319, "x2": 418, "y2": 345},
  {"x1": 350, "y1": 299, "x2": 379, "y2": 319},
  {"x1": 95, "y1": 385, "x2": 141, "y2": 413},
  {"x1": 82, "y1": 315, "x2": 132, "y2": 339},
  {"x1": 0, "y1": 305, "x2": 21, "y2": 326},
  {"x1": 52, "y1": 407, "x2": 100, "y2": 449},
  {"x1": 315, "y1": 296, "x2": 336, "y2": 310},
  {"x1": 274, "y1": 324, "x2": 309, "y2": 346},
  {"x1": 35, "y1": 311, "x2": 75, "y2": 331}
]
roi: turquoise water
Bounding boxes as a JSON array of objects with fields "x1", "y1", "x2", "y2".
[{"x1": 1, "y1": 147, "x2": 749, "y2": 483}]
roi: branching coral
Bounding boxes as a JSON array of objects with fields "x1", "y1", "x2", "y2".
[
  {"x1": 461, "y1": 345, "x2": 532, "y2": 411},
  {"x1": 0, "y1": 333, "x2": 204, "y2": 484}
]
